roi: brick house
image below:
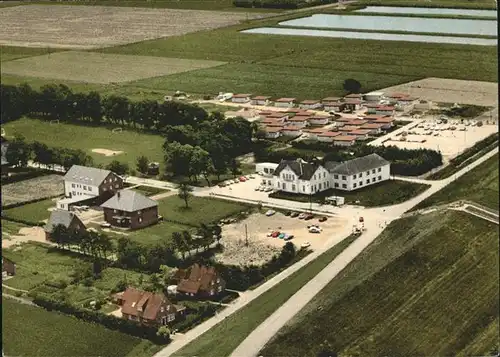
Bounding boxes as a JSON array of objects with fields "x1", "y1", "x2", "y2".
[
  {"x1": 44, "y1": 209, "x2": 86, "y2": 241},
  {"x1": 101, "y1": 190, "x2": 159, "y2": 229},
  {"x1": 174, "y1": 264, "x2": 226, "y2": 298},
  {"x1": 114, "y1": 287, "x2": 185, "y2": 326}
]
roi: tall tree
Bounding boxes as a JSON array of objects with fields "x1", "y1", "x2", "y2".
[
  {"x1": 6, "y1": 134, "x2": 31, "y2": 168},
  {"x1": 177, "y1": 182, "x2": 193, "y2": 208},
  {"x1": 171, "y1": 231, "x2": 186, "y2": 260},
  {"x1": 343, "y1": 78, "x2": 362, "y2": 94},
  {"x1": 106, "y1": 160, "x2": 129, "y2": 175},
  {"x1": 136, "y1": 155, "x2": 149, "y2": 175}
]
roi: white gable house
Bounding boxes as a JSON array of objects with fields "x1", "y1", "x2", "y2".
[
  {"x1": 63, "y1": 165, "x2": 124, "y2": 199},
  {"x1": 273, "y1": 159, "x2": 331, "y2": 195}
]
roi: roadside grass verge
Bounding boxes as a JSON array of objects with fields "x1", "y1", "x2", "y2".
[
  {"x1": 270, "y1": 179, "x2": 430, "y2": 207},
  {"x1": 2, "y1": 197, "x2": 57, "y2": 224},
  {"x1": 172, "y1": 233, "x2": 358, "y2": 357},
  {"x1": 260, "y1": 210, "x2": 499, "y2": 357},
  {"x1": 413, "y1": 153, "x2": 499, "y2": 211},
  {"x1": 156, "y1": 196, "x2": 251, "y2": 226},
  {"x1": 2, "y1": 297, "x2": 160, "y2": 357}
]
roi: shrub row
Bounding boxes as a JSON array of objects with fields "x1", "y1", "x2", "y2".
[
  {"x1": 1, "y1": 215, "x2": 45, "y2": 227},
  {"x1": 171, "y1": 303, "x2": 217, "y2": 333},
  {"x1": 0, "y1": 169, "x2": 62, "y2": 185},
  {"x1": 450, "y1": 132, "x2": 498, "y2": 166},
  {"x1": 2, "y1": 194, "x2": 62, "y2": 210},
  {"x1": 32, "y1": 294, "x2": 170, "y2": 344}
]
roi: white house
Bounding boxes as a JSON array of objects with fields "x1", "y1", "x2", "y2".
[
  {"x1": 343, "y1": 99, "x2": 363, "y2": 111},
  {"x1": 251, "y1": 96, "x2": 271, "y2": 106},
  {"x1": 333, "y1": 135, "x2": 357, "y2": 146},
  {"x1": 375, "y1": 106, "x2": 395, "y2": 116},
  {"x1": 317, "y1": 131, "x2": 341, "y2": 142},
  {"x1": 325, "y1": 154, "x2": 390, "y2": 191},
  {"x1": 256, "y1": 162, "x2": 279, "y2": 187},
  {"x1": 271, "y1": 154, "x2": 390, "y2": 194},
  {"x1": 286, "y1": 117, "x2": 309, "y2": 128},
  {"x1": 63, "y1": 165, "x2": 123, "y2": 200},
  {"x1": 307, "y1": 115, "x2": 330, "y2": 126},
  {"x1": 273, "y1": 159, "x2": 331, "y2": 195},
  {"x1": 281, "y1": 126, "x2": 303, "y2": 137},
  {"x1": 231, "y1": 94, "x2": 252, "y2": 103},
  {"x1": 360, "y1": 123, "x2": 385, "y2": 134},
  {"x1": 299, "y1": 100, "x2": 322, "y2": 110},
  {"x1": 364, "y1": 91, "x2": 384, "y2": 102},
  {"x1": 274, "y1": 98, "x2": 297, "y2": 108},
  {"x1": 264, "y1": 126, "x2": 282, "y2": 139},
  {"x1": 323, "y1": 101, "x2": 345, "y2": 112}
]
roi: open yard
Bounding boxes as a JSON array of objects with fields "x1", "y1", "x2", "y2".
[
  {"x1": 2, "y1": 298, "x2": 160, "y2": 357},
  {"x1": 2, "y1": 197, "x2": 57, "y2": 224},
  {"x1": 0, "y1": 5, "x2": 271, "y2": 49},
  {"x1": 3, "y1": 117, "x2": 165, "y2": 168},
  {"x1": 172, "y1": 233, "x2": 358, "y2": 357},
  {"x1": 414, "y1": 153, "x2": 499, "y2": 211},
  {"x1": 1, "y1": 51, "x2": 226, "y2": 84},
  {"x1": 1, "y1": 174, "x2": 63, "y2": 206},
  {"x1": 260, "y1": 210, "x2": 499, "y2": 357}
]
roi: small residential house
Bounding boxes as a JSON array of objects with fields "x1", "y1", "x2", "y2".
[
  {"x1": 281, "y1": 126, "x2": 303, "y2": 137},
  {"x1": 345, "y1": 119, "x2": 367, "y2": 126},
  {"x1": 101, "y1": 190, "x2": 159, "y2": 229},
  {"x1": 374, "y1": 117, "x2": 395, "y2": 129},
  {"x1": 264, "y1": 126, "x2": 283, "y2": 139},
  {"x1": 375, "y1": 106, "x2": 395, "y2": 116},
  {"x1": 333, "y1": 135, "x2": 357, "y2": 146},
  {"x1": 343, "y1": 99, "x2": 363, "y2": 111},
  {"x1": 255, "y1": 162, "x2": 279, "y2": 177},
  {"x1": 251, "y1": 96, "x2": 271, "y2": 106},
  {"x1": 338, "y1": 125, "x2": 361, "y2": 132},
  {"x1": 2, "y1": 256, "x2": 16, "y2": 276},
  {"x1": 115, "y1": 287, "x2": 185, "y2": 326},
  {"x1": 323, "y1": 101, "x2": 345, "y2": 112},
  {"x1": 286, "y1": 116, "x2": 309, "y2": 128},
  {"x1": 348, "y1": 129, "x2": 372, "y2": 139},
  {"x1": 364, "y1": 91, "x2": 384, "y2": 102},
  {"x1": 307, "y1": 115, "x2": 330, "y2": 126},
  {"x1": 326, "y1": 153, "x2": 390, "y2": 191},
  {"x1": 322, "y1": 97, "x2": 341, "y2": 104},
  {"x1": 360, "y1": 123, "x2": 385, "y2": 134},
  {"x1": 266, "y1": 112, "x2": 290, "y2": 121},
  {"x1": 274, "y1": 98, "x2": 297, "y2": 108},
  {"x1": 261, "y1": 118, "x2": 286, "y2": 126},
  {"x1": 299, "y1": 100, "x2": 322, "y2": 110},
  {"x1": 231, "y1": 94, "x2": 252, "y2": 103},
  {"x1": 63, "y1": 165, "x2": 123, "y2": 200},
  {"x1": 363, "y1": 114, "x2": 387, "y2": 122},
  {"x1": 273, "y1": 158, "x2": 331, "y2": 195},
  {"x1": 175, "y1": 264, "x2": 226, "y2": 298},
  {"x1": 44, "y1": 209, "x2": 86, "y2": 241},
  {"x1": 364, "y1": 103, "x2": 381, "y2": 114},
  {"x1": 306, "y1": 127, "x2": 329, "y2": 140},
  {"x1": 317, "y1": 131, "x2": 341, "y2": 143},
  {"x1": 344, "y1": 93, "x2": 363, "y2": 100}
]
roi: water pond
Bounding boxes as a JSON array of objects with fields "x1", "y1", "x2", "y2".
[{"x1": 355, "y1": 6, "x2": 497, "y2": 18}]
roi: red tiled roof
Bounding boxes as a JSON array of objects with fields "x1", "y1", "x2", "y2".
[
  {"x1": 265, "y1": 126, "x2": 283, "y2": 133},
  {"x1": 120, "y1": 287, "x2": 172, "y2": 321},
  {"x1": 388, "y1": 93, "x2": 409, "y2": 98},
  {"x1": 267, "y1": 112, "x2": 288, "y2": 118},
  {"x1": 349, "y1": 129, "x2": 372, "y2": 135},
  {"x1": 344, "y1": 94, "x2": 362, "y2": 98},
  {"x1": 377, "y1": 106, "x2": 395, "y2": 111},
  {"x1": 318, "y1": 131, "x2": 341, "y2": 137},
  {"x1": 252, "y1": 96, "x2": 271, "y2": 100},
  {"x1": 334, "y1": 135, "x2": 357, "y2": 141},
  {"x1": 176, "y1": 264, "x2": 220, "y2": 294},
  {"x1": 335, "y1": 117, "x2": 353, "y2": 122},
  {"x1": 363, "y1": 115, "x2": 387, "y2": 121},
  {"x1": 300, "y1": 100, "x2": 320, "y2": 104},
  {"x1": 338, "y1": 125, "x2": 360, "y2": 131},
  {"x1": 344, "y1": 99, "x2": 362, "y2": 104},
  {"x1": 288, "y1": 117, "x2": 309, "y2": 122},
  {"x1": 360, "y1": 123, "x2": 385, "y2": 129},
  {"x1": 345, "y1": 120, "x2": 367, "y2": 126},
  {"x1": 275, "y1": 98, "x2": 296, "y2": 102},
  {"x1": 233, "y1": 94, "x2": 252, "y2": 98},
  {"x1": 322, "y1": 97, "x2": 341, "y2": 102},
  {"x1": 293, "y1": 112, "x2": 313, "y2": 116},
  {"x1": 307, "y1": 127, "x2": 329, "y2": 133},
  {"x1": 375, "y1": 117, "x2": 394, "y2": 123}
]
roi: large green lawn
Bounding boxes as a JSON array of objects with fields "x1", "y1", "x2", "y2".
[
  {"x1": 260, "y1": 210, "x2": 499, "y2": 356},
  {"x1": 414, "y1": 153, "x2": 499, "y2": 210},
  {"x1": 0, "y1": 46, "x2": 63, "y2": 63},
  {"x1": 3, "y1": 117, "x2": 165, "y2": 168},
  {"x1": 172, "y1": 234, "x2": 358, "y2": 357},
  {"x1": 3, "y1": 197, "x2": 57, "y2": 223},
  {"x1": 2, "y1": 297, "x2": 161, "y2": 357}
]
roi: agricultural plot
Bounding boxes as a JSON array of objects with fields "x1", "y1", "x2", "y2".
[
  {"x1": 2, "y1": 197, "x2": 57, "y2": 224},
  {"x1": 261, "y1": 210, "x2": 499, "y2": 357},
  {"x1": 1, "y1": 51, "x2": 226, "y2": 84},
  {"x1": 1, "y1": 174, "x2": 63, "y2": 206},
  {"x1": 2, "y1": 298, "x2": 158, "y2": 357},
  {"x1": 0, "y1": 5, "x2": 271, "y2": 49}
]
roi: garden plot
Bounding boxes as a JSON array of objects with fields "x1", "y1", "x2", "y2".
[
  {"x1": 0, "y1": 5, "x2": 270, "y2": 49},
  {"x1": 379, "y1": 77, "x2": 499, "y2": 106},
  {"x1": 1, "y1": 51, "x2": 226, "y2": 84},
  {"x1": 1, "y1": 174, "x2": 63, "y2": 206}
]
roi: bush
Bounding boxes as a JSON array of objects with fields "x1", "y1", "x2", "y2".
[{"x1": 33, "y1": 295, "x2": 170, "y2": 344}]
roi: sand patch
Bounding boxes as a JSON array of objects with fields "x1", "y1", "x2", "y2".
[
  {"x1": 92, "y1": 148, "x2": 124, "y2": 157},
  {"x1": 2, "y1": 226, "x2": 47, "y2": 249}
]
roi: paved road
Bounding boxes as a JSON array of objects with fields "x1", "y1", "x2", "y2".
[{"x1": 229, "y1": 147, "x2": 498, "y2": 357}]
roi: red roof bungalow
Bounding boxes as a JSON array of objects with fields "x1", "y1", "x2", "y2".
[
  {"x1": 388, "y1": 93, "x2": 409, "y2": 99},
  {"x1": 344, "y1": 93, "x2": 363, "y2": 100},
  {"x1": 264, "y1": 126, "x2": 283, "y2": 139},
  {"x1": 308, "y1": 115, "x2": 330, "y2": 125},
  {"x1": 251, "y1": 96, "x2": 272, "y2": 106},
  {"x1": 317, "y1": 131, "x2": 341, "y2": 142},
  {"x1": 261, "y1": 118, "x2": 284, "y2": 125},
  {"x1": 343, "y1": 99, "x2": 363, "y2": 111},
  {"x1": 349, "y1": 129, "x2": 372, "y2": 138},
  {"x1": 374, "y1": 117, "x2": 395, "y2": 129},
  {"x1": 360, "y1": 123, "x2": 385, "y2": 134},
  {"x1": 338, "y1": 125, "x2": 361, "y2": 132},
  {"x1": 363, "y1": 114, "x2": 388, "y2": 121},
  {"x1": 345, "y1": 119, "x2": 367, "y2": 126},
  {"x1": 274, "y1": 98, "x2": 297, "y2": 108},
  {"x1": 231, "y1": 94, "x2": 252, "y2": 104},
  {"x1": 287, "y1": 116, "x2": 309, "y2": 128},
  {"x1": 322, "y1": 96, "x2": 341, "y2": 103},
  {"x1": 281, "y1": 126, "x2": 303, "y2": 137},
  {"x1": 323, "y1": 101, "x2": 345, "y2": 112},
  {"x1": 375, "y1": 106, "x2": 395, "y2": 115},
  {"x1": 266, "y1": 112, "x2": 290, "y2": 120},
  {"x1": 333, "y1": 135, "x2": 357, "y2": 146},
  {"x1": 299, "y1": 100, "x2": 322, "y2": 110}
]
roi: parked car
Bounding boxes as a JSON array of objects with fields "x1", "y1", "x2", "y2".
[
  {"x1": 298, "y1": 213, "x2": 307, "y2": 219},
  {"x1": 218, "y1": 183, "x2": 226, "y2": 187},
  {"x1": 308, "y1": 226, "x2": 321, "y2": 233},
  {"x1": 284, "y1": 234, "x2": 294, "y2": 241},
  {"x1": 301, "y1": 242, "x2": 311, "y2": 248},
  {"x1": 285, "y1": 211, "x2": 292, "y2": 216},
  {"x1": 278, "y1": 233, "x2": 286, "y2": 239},
  {"x1": 271, "y1": 231, "x2": 280, "y2": 238},
  {"x1": 100, "y1": 222, "x2": 111, "y2": 228},
  {"x1": 248, "y1": 175, "x2": 255, "y2": 179},
  {"x1": 239, "y1": 177, "x2": 246, "y2": 182},
  {"x1": 318, "y1": 217, "x2": 328, "y2": 222},
  {"x1": 264, "y1": 187, "x2": 273, "y2": 192},
  {"x1": 290, "y1": 212, "x2": 299, "y2": 218},
  {"x1": 304, "y1": 213, "x2": 314, "y2": 220},
  {"x1": 265, "y1": 210, "x2": 276, "y2": 217}
]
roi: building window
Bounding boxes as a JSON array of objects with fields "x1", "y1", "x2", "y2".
[
  {"x1": 366, "y1": 171, "x2": 369, "y2": 176},
  {"x1": 313, "y1": 175, "x2": 316, "y2": 180},
  {"x1": 302, "y1": 186, "x2": 305, "y2": 192},
  {"x1": 292, "y1": 184, "x2": 296, "y2": 191},
  {"x1": 334, "y1": 183, "x2": 339, "y2": 188},
  {"x1": 342, "y1": 184, "x2": 347, "y2": 189},
  {"x1": 83, "y1": 186, "x2": 86, "y2": 190},
  {"x1": 353, "y1": 174, "x2": 356, "y2": 179},
  {"x1": 359, "y1": 181, "x2": 362, "y2": 186},
  {"x1": 282, "y1": 183, "x2": 286, "y2": 190},
  {"x1": 115, "y1": 184, "x2": 119, "y2": 188},
  {"x1": 103, "y1": 188, "x2": 107, "y2": 191},
  {"x1": 72, "y1": 191, "x2": 76, "y2": 196},
  {"x1": 323, "y1": 172, "x2": 326, "y2": 178},
  {"x1": 378, "y1": 168, "x2": 381, "y2": 172},
  {"x1": 372, "y1": 169, "x2": 376, "y2": 174},
  {"x1": 359, "y1": 173, "x2": 362, "y2": 177},
  {"x1": 342, "y1": 176, "x2": 346, "y2": 180},
  {"x1": 268, "y1": 180, "x2": 271, "y2": 185},
  {"x1": 366, "y1": 180, "x2": 369, "y2": 184},
  {"x1": 88, "y1": 187, "x2": 92, "y2": 192},
  {"x1": 72, "y1": 184, "x2": 75, "y2": 188},
  {"x1": 334, "y1": 174, "x2": 338, "y2": 179},
  {"x1": 167, "y1": 314, "x2": 175, "y2": 322},
  {"x1": 138, "y1": 217, "x2": 142, "y2": 223},
  {"x1": 114, "y1": 209, "x2": 117, "y2": 213},
  {"x1": 353, "y1": 183, "x2": 357, "y2": 188},
  {"x1": 378, "y1": 176, "x2": 382, "y2": 180}
]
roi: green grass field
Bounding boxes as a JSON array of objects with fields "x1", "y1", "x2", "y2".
[
  {"x1": 3, "y1": 117, "x2": 165, "y2": 168},
  {"x1": 0, "y1": 46, "x2": 63, "y2": 63},
  {"x1": 271, "y1": 179, "x2": 430, "y2": 207},
  {"x1": 1, "y1": 219, "x2": 28, "y2": 235},
  {"x1": 260, "y1": 210, "x2": 499, "y2": 357},
  {"x1": 2, "y1": 297, "x2": 160, "y2": 357},
  {"x1": 3, "y1": 197, "x2": 57, "y2": 223},
  {"x1": 172, "y1": 234, "x2": 358, "y2": 357},
  {"x1": 414, "y1": 153, "x2": 499, "y2": 210}
]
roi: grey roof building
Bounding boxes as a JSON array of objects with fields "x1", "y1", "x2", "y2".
[
  {"x1": 326, "y1": 153, "x2": 389, "y2": 176},
  {"x1": 44, "y1": 209, "x2": 85, "y2": 233},
  {"x1": 101, "y1": 190, "x2": 157, "y2": 212},
  {"x1": 273, "y1": 159, "x2": 321, "y2": 180},
  {"x1": 64, "y1": 165, "x2": 115, "y2": 186}
]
